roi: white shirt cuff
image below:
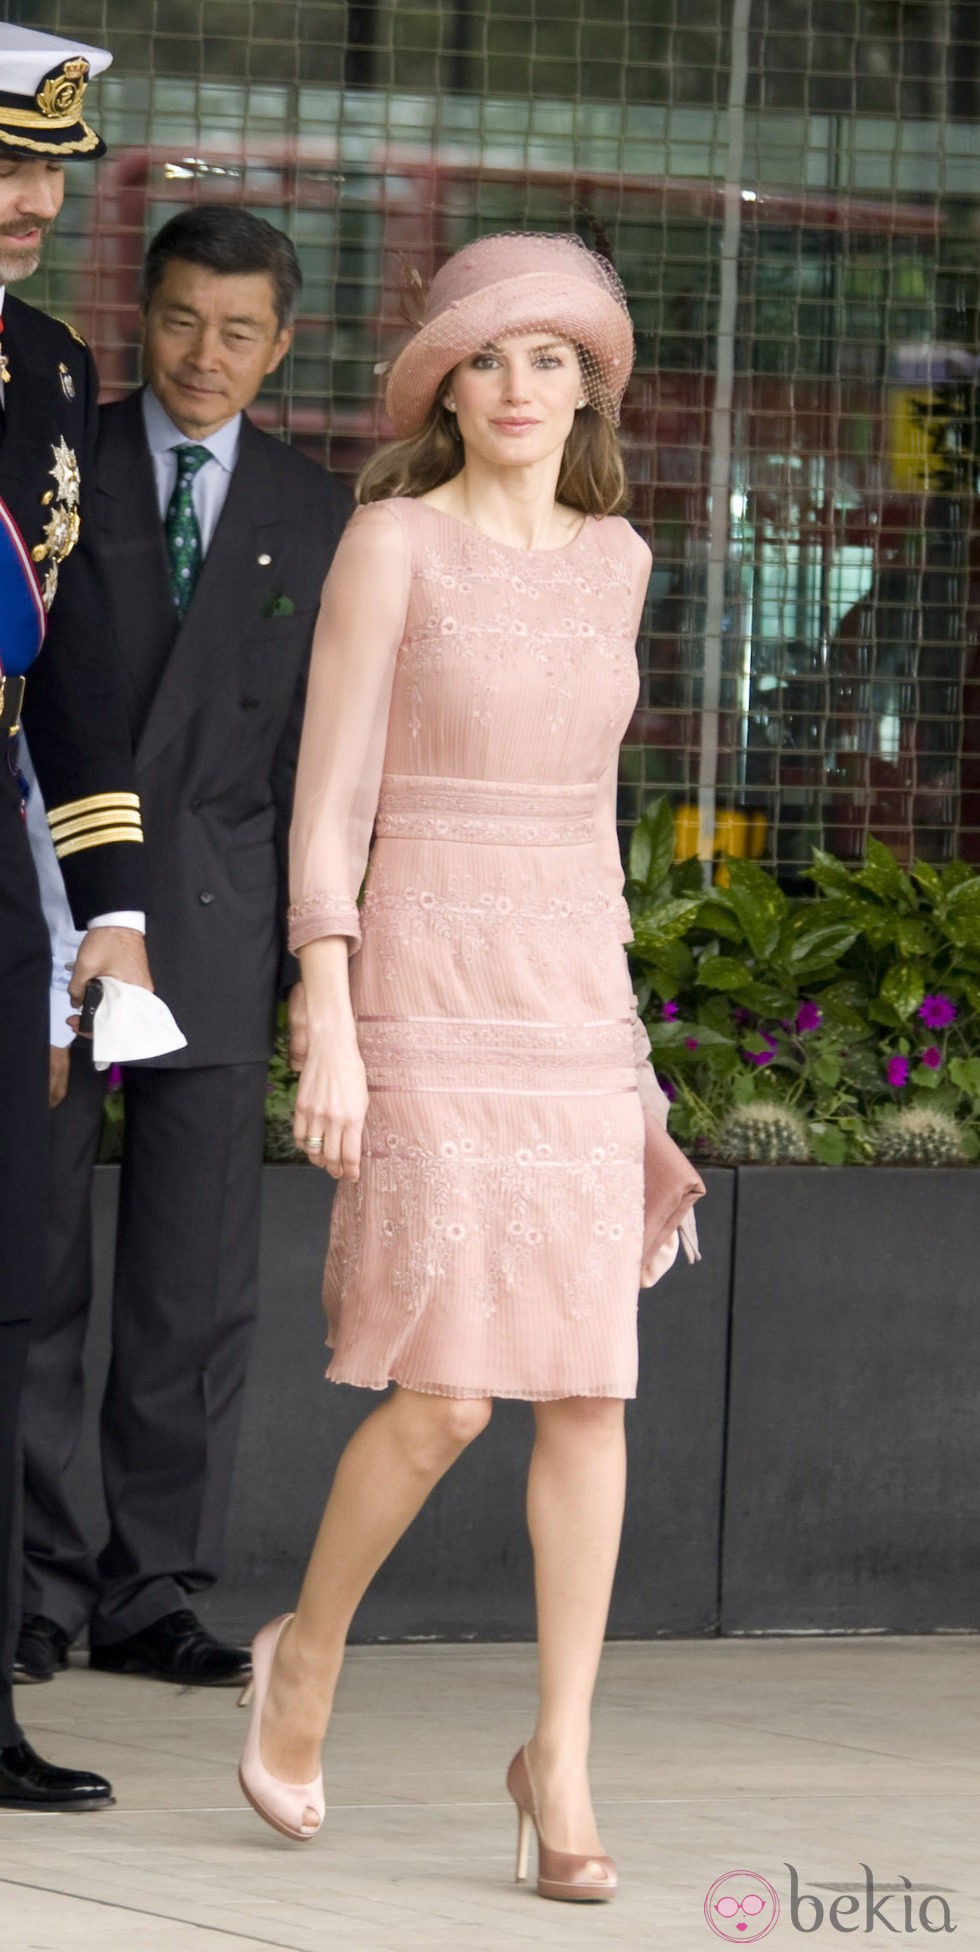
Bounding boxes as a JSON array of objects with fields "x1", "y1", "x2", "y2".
[{"x1": 86, "y1": 911, "x2": 146, "y2": 934}]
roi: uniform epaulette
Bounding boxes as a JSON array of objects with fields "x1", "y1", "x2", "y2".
[
  {"x1": 46, "y1": 790, "x2": 144, "y2": 860},
  {"x1": 52, "y1": 315, "x2": 87, "y2": 347}
]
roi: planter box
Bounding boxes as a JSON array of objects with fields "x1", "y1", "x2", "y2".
[
  {"x1": 71, "y1": 1164, "x2": 735, "y2": 1641},
  {"x1": 720, "y1": 1166, "x2": 980, "y2": 1632},
  {"x1": 61, "y1": 1163, "x2": 980, "y2": 1638}
]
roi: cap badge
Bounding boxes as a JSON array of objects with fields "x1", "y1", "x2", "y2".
[{"x1": 37, "y1": 56, "x2": 89, "y2": 123}]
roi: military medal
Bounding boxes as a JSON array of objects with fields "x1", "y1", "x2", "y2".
[
  {"x1": 58, "y1": 361, "x2": 75, "y2": 399},
  {"x1": 48, "y1": 436, "x2": 81, "y2": 506},
  {"x1": 30, "y1": 438, "x2": 83, "y2": 608},
  {"x1": 0, "y1": 319, "x2": 9, "y2": 387}
]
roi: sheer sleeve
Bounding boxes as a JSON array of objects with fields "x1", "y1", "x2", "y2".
[
  {"x1": 593, "y1": 525, "x2": 652, "y2": 941},
  {"x1": 595, "y1": 749, "x2": 634, "y2": 945},
  {"x1": 288, "y1": 502, "x2": 409, "y2": 953},
  {"x1": 596, "y1": 527, "x2": 704, "y2": 1282}
]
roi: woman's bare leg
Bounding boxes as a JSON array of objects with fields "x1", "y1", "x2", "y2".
[
  {"x1": 260, "y1": 1386, "x2": 492, "y2": 1782},
  {"x1": 525, "y1": 1396, "x2": 627, "y2": 1853}
]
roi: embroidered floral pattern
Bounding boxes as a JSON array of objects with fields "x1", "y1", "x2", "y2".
[
  {"x1": 287, "y1": 889, "x2": 361, "y2": 948},
  {"x1": 356, "y1": 1013, "x2": 638, "y2": 1095},
  {"x1": 375, "y1": 773, "x2": 598, "y2": 845},
  {"x1": 393, "y1": 527, "x2": 639, "y2": 741},
  {"x1": 325, "y1": 1113, "x2": 643, "y2": 1342},
  {"x1": 359, "y1": 876, "x2": 628, "y2": 984}
]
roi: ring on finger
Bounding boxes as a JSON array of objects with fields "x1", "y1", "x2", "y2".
[{"x1": 305, "y1": 1135, "x2": 324, "y2": 1151}]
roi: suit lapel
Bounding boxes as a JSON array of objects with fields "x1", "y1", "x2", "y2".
[{"x1": 136, "y1": 415, "x2": 270, "y2": 770}]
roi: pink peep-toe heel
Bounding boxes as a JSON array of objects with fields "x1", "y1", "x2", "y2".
[
  {"x1": 237, "y1": 1614, "x2": 325, "y2": 1842},
  {"x1": 506, "y1": 1744, "x2": 618, "y2": 1902}
]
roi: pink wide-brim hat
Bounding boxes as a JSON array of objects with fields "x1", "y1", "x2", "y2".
[{"x1": 384, "y1": 231, "x2": 635, "y2": 437}]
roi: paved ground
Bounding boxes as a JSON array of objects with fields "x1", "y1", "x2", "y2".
[{"x1": 1, "y1": 1636, "x2": 977, "y2": 1950}]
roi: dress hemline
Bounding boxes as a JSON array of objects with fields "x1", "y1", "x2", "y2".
[{"x1": 323, "y1": 1364, "x2": 635, "y2": 1403}]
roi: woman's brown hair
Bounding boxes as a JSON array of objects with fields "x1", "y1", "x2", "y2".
[{"x1": 357, "y1": 372, "x2": 629, "y2": 516}]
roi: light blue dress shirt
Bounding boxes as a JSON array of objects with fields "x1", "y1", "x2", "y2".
[
  {"x1": 141, "y1": 386, "x2": 241, "y2": 543},
  {"x1": 20, "y1": 741, "x2": 84, "y2": 1047}
]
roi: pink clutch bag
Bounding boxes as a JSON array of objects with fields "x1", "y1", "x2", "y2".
[{"x1": 640, "y1": 1111, "x2": 705, "y2": 1287}]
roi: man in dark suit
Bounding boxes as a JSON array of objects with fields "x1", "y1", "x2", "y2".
[
  {"x1": 0, "y1": 24, "x2": 153, "y2": 1811},
  {"x1": 15, "y1": 204, "x2": 349, "y2": 1689}
]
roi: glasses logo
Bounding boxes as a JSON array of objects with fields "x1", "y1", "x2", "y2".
[{"x1": 705, "y1": 1870, "x2": 780, "y2": 1942}]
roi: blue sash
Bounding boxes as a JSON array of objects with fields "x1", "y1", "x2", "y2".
[{"x1": 0, "y1": 493, "x2": 46, "y2": 677}]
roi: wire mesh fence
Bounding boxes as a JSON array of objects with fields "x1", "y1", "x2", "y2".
[{"x1": 8, "y1": 0, "x2": 980, "y2": 874}]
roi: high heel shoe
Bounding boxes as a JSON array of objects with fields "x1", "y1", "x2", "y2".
[
  {"x1": 237, "y1": 1614, "x2": 325, "y2": 1842},
  {"x1": 505, "y1": 1744, "x2": 618, "y2": 1902}
]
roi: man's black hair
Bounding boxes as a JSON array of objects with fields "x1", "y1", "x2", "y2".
[{"x1": 143, "y1": 204, "x2": 301, "y2": 329}]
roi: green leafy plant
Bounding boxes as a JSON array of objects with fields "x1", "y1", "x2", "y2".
[
  {"x1": 264, "y1": 1007, "x2": 303, "y2": 1161},
  {"x1": 626, "y1": 798, "x2": 980, "y2": 1165}
]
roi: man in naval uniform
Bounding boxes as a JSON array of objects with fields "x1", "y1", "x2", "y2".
[{"x1": 0, "y1": 23, "x2": 150, "y2": 1811}]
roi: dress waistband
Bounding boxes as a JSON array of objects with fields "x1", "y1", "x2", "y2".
[{"x1": 374, "y1": 775, "x2": 596, "y2": 845}]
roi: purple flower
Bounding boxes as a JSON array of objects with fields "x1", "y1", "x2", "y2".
[
  {"x1": 684, "y1": 1036, "x2": 700, "y2": 1050},
  {"x1": 918, "y1": 993, "x2": 957, "y2": 1030},
  {"x1": 662, "y1": 1000, "x2": 679, "y2": 1020},
  {"x1": 886, "y1": 1054, "x2": 910, "y2": 1088},
  {"x1": 920, "y1": 1045, "x2": 943, "y2": 1070},
  {"x1": 796, "y1": 1000, "x2": 823, "y2": 1033},
  {"x1": 661, "y1": 1076, "x2": 677, "y2": 1102},
  {"x1": 742, "y1": 1029, "x2": 778, "y2": 1067}
]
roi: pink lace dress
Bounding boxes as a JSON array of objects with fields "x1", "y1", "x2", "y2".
[{"x1": 288, "y1": 497, "x2": 700, "y2": 1400}]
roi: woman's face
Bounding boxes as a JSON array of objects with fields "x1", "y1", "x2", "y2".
[{"x1": 443, "y1": 331, "x2": 583, "y2": 471}]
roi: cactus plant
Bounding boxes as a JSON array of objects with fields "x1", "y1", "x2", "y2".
[
  {"x1": 716, "y1": 1101, "x2": 812, "y2": 1164},
  {"x1": 872, "y1": 1107, "x2": 968, "y2": 1166}
]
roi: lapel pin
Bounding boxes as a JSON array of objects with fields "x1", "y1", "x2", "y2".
[
  {"x1": 58, "y1": 362, "x2": 75, "y2": 400},
  {"x1": 257, "y1": 552, "x2": 272, "y2": 566}
]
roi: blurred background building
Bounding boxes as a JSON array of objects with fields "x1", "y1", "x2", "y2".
[{"x1": 9, "y1": 0, "x2": 980, "y2": 875}]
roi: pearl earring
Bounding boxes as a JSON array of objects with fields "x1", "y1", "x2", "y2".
[
  {"x1": 445, "y1": 400, "x2": 456, "y2": 413},
  {"x1": 576, "y1": 398, "x2": 587, "y2": 410}
]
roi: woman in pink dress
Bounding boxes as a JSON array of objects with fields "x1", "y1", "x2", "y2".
[{"x1": 237, "y1": 233, "x2": 703, "y2": 1897}]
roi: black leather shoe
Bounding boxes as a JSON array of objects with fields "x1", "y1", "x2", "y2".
[
  {"x1": 89, "y1": 1608, "x2": 252, "y2": 1687},
  {"x1": 0, "y1": 1740, "x2": 113, "y2": 1811},
  {"x1": 13, "y1": 1613, "x2": 71, "y2": 1684}
]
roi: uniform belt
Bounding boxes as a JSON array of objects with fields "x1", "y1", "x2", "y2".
[{"x1": 0, "y1": 672, "x2": 26, "y2": 737}]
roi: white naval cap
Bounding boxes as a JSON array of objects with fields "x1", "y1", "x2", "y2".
[{"x1": 0, "y1": 22, "x2": 111, "y2": 161}]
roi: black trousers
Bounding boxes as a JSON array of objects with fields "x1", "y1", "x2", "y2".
[
  {"x1": 21, "y1": 1049, "x2": 268, "y2": 1644},
  {"x1": 0, "y1": 752, "x2": 50, "y2": 1745}
]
